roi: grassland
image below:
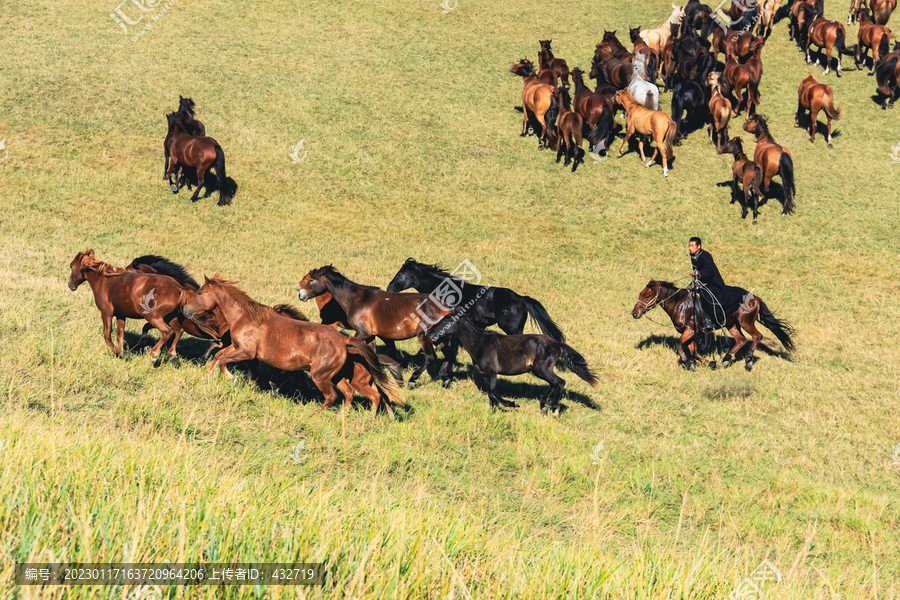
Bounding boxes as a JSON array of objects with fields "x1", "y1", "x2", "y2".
[{"x1": 1, "y1": 0, "x2": 899, "y2": 597}]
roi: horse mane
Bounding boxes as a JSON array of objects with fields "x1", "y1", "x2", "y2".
[
  {"x1": 649, "y1": 279, "x2": 678, "y2": 289},
  {"x1": 128, "y1": 255, "x2": 199, "y2": 289},
  {"x1": 205, "y1": 277, "x2": 271, "y2": 327},
  {"x1": 272, "y1": 304, "x2": 309, "y2": 321},
  {"x1": 308, "y1": 265, "x2": 353, "y2": 290},
  {"x1": 402, "y1": 258, "x2": 453, "y2": 279},
  {"x1": 178, "y1": 96, "x2": 196, "y2": 115},
  {"x1": 750, "y1": 114, "x2": 770, "y2": 135}
]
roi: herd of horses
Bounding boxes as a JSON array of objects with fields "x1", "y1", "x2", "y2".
[
  {"x1": 67, "y1": 249, "x2": 797, "y2": 416},
  {"x1": 510, "y1": 0, "x2": 897, "y2": 222}
]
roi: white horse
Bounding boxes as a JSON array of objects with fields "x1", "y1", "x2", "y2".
[{"x1": 627, "y1": 54, "x2": 660, "y2": 112}]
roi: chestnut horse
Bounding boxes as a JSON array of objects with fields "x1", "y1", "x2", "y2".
[
  {"x1": 632, "y1": 280, "x2": 795, "y2": 371},
  {"x1": 871, "y1": 0, "x2": 897, "y2": 24},
  {"x1": 538, "y1": 40, "x2": 571, "y2": 88},
  {"x1": 795, "y1": 75, "x2": 844, "y2": 146},
  {"x1": 661, "y1": 23, "x2": 681, "y2": 92},
  {"x1": 875, "y1": 42, "x2": 900, "y2": 106},
  {"x1": 856, "y1": 7, "x2": 896, "y2": 73},
  {"x1": 182, "y1": 277, "x2": 400, "y2": 416},
  {"x1": 640, "y1": 5, "x2": 686, "y2": 53},
  {"x1": 571, "y1": 67, "x2": 616, "y2": 154},
  {"x1": 801, "y1": 3, "x2": 857, "y2": 76},
  {"x1": 723, "y1": 37, "x2": 765, "y2": 118},
  {"x1": 613, "y1": 90, "x2": 677, "y2": 176},
  {"x1": 551, "y1": 87, "x2": 584, "y2": 171},
  {"x1": 598, "y1": 31, "x2": 634, "y2": 62},
  {"x1": 593, "y1": 44, "x2": 634, "y2": 89},
  {"x1": 743, "y1": 115, "x2": 796, "y2": 215},
  {"x1": 510, "y1": 59, "x2": 560, "y2": 149},
  {"x1": 297, "y1": 266, "x2": 456, "y2": 388},
  {"x1": 68, "y1": 250, "x2": 192, "y2": 367},
  {"x1": 164, "y1": 96, "x2": 205, "y2": 186},
  {"x1": 717, "y1": 137, "x2": 765, "y2": 223},
  {"x1": 707, "y1": 72, "x2": 733, "y2": 147},
  {"x1": 165, "y1": 112, "x2": 235, "y2": 205}
]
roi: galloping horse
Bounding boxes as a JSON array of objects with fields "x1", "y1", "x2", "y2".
[
  {"x1": 571, "y1": 67, "x2": 616, "y2": 154},
  {"x1": 68, "y1": 250, "x2": 191, "y2": 367},
  {"x1": 510, "y1": 59, "x2": 560, "y2": 149},
  {"x1": 743, "y1": 115, "x2": 796, "y2": 215},
  {"x1": 801, "y1": 3, "x2": 857, "y2": 75},
  {"x1": 717, "y1": 137, "x2": 765, "y2": 223},
  {"x1": 183, "y1": 277, "x2": 400, "y2": 417},
  {"x1": 164, "y1": 96, "x2": 205, "y2": 186},
  {"x1": 165, "y1": 112, "x2": 235, "y2": 205},
  {"x1": 429, "y1": 313, "x2": 598, "y2": 414},
  {"x1": 538, "y1": 40, "x2": 571, "y2": 88},
  {"x1": 551, "y1": 88, "x2": 585, "y2": 171},
  {"x1": 613, "y1": 89, "x2": 677, "y2": 176},
  {"x1": 855, "y1": 7, "x2": 896, "y2": 73},
  {"x1": 297, "y1": 266, "x2": 456, "y2": 388},
  {"x1": 640, "y1": 5, "x2": 686, "y2": 52},
  {"x1": 632, "y1": 280, "x2": 795, "y2": 371},
  {"x1": 795, "y1": 75, "x2": 844, "y2": 146},
  {"x1": 386, "y1": 259, "x2": 566, "y2": 342},
  {"x1": 708, "y1": 72, "x2": 733, "y2": 147}
]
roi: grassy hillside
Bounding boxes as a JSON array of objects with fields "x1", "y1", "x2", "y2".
[{"x1": 1, "y1": 0, "x2": 899, "y2": 597}]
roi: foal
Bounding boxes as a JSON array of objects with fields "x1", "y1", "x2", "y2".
[
  {"x1": 431, "y1": 314, "x2": 598, "y2": 415},
  {"x1": 717, "y1": 137, "x2": 765, "y2": 223}
]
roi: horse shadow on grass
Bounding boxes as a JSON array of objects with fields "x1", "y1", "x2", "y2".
[
  {"x1": 616, "y1": 136, "x2": 677, "y2": 170},
  {"x1": 794, "y1": 116, "x2": 842, "y2": 146},
  {"x1": 636, "y1": 333, "x2": 792, "y2": 366},
  {"x1": 445, "y1": 364, "x2": 600, "y2": 412}
]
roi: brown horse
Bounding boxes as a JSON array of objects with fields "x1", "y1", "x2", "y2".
[
  {"x1": 571, "y1": 67, "x2": 616, "y2": 154},
  {"x1": 613, "y1": 89, "x2": 677, "y2": 176},
  {"x1": 632, "y1": 280, "x2": 795, "y2": 371},
  {"x1": 856, "y1": 7, "x2": 896, "y2": 73},
  {"x1": 795, "y1": 75, "x2": 844, "y2": 146},
  {"x1": 598, "y1": 31, "x2": 634, "y2": 62},
  {"x1": 871, "y1": 0, "x2": 897, "y2": 24},
  {"x1": 792, "y1": 0, "x2": 820, "y2": 42},
  {"x1": 707, "y1": 71, "x2": 733, "y2": 147},
  {"x1": 510, "y1": 59, "x2": 560, "y2": 149},
  {"x1": 68, "y1": 250, "x2": 192, "y2": 367},
  {"x1": 640, "y1": 5, "x2": 686, "y2": 52},
  {"x1": 593, "y1": 45, "x2": 634, "y2": 89},
  {"x1": 743, "y1": 115, "x2": 796, "y2": 215},
  {"x1": 712, "y1": 27, "x2": 754, "y2": 63},
  {"x1": 875, "y1": 42, "x2": 900, "y2": 106},
  {"x1": 182, "y1": 277, "x2": 400, "y2": 416},
  {"x1": 164, "y1": 96, "x2": 205, "y2": 186},
  {"x1": 717, "y1": 137, "x2": 765, "y2": 223},
  {"x1": 551, "y1": 87, "x2": 584, "y2": 171},
  {"x1": 723, "y1": 37, "x2": 765, "y2": 118},
  {"x1": 661, "y1": 23, "x2": 682, "y2": 91},
  {"x1": 165, "y1": 112, "x2": 235, "y2": 205},
  {"x1": 538, "y1": 40, "x2": 571, "y2": 88},
  {"x1": 801, "y1": 3, "x2": 857, "y2": 75},
  {"x1": 297, "y1": 266, "x2": 456, "y2": 388}
]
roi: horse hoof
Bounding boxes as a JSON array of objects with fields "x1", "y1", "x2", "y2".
[
  {"x1": 709, "y1": 361, "x2": 718, "y2": 370},
  {"x1": 551, "y1": 408, "x2": 560, "y2": 416},
  {"x1": 827, "y1": 142, "x2": 833, "y2": 149},
  {"x1": 152, "y1": 357, "x2": 161, "y2": 368},
  {"x1": 540, "y1": 405, "x2": 547, "y2": 414},
  {"x1": 744, "y1": 361, "x2": 754, "y2": 372},
  {"x1": 406, "y1": 381, "x2": 416, "y2": 389},
  {"x1": 442, "y1": 379, "x2": 452, "y2": 389},
  {"x1": 170, "y1": 185, "x2": 179, "y2": 194},
  {"x1": 169, "y1": 356, "x2": 180, "y2": 369},
  {"x1": 687, "y1": 362, "x2": 695, "y2": 372},
  {"x1": 753, "y1": 219, "x2": 758, "y2": 225}
]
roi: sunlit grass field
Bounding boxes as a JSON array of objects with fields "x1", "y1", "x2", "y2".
[{"x1": 1, "y1": 0, "x2": 899, "y2": 597}]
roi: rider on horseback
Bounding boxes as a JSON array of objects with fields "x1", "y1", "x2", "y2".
[{"x1": 689, "y1": 237, "x2": 734, "y2": 333}]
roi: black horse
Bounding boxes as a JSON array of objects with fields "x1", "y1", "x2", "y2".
[
  {"x1": 671, "y1": 79, "x2": 708, "y2": 142},
  {"x1": 683, "y1": 0, "x2": 715, "y2": 41},
  {"x1": 385, "y1": 259, "x2": 566, "y2": 342},
  {"x1": 429, "y1": 313, "x2": 598, "y2": 414}
]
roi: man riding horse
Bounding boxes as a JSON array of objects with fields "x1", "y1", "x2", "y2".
[{"x1": 688, "y1": 237, "x2": 745, "y2": 332}]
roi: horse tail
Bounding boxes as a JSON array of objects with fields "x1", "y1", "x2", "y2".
[
  {"x1": 558, "y1": 344, "x2": 600, "y2": 388},
  {"x1": 213, "y1": 145, "x2": 234, "y2": 206},
  {"x1": 671, "y1": 88, "x2": 684, "y2": 140},
  {"x1": 545, "y1": 92, "x2": 560, "y2": 136},
  {"x1": 643, "y1": 91, "x2": 657, "y2": 109},
  {"x1": 748, "y1": 80, "x2": 762, "y2": 109},
  {"x1": 664, "y1": 117, "x2": 677, "y2": 159},
  {"x1": 751, "y1": 163, "x2": 765, "y2": 198},
  {"x1": 347, "y1": 338, "x2": 402, "y2": 407},
  {"x1": 778, "y1": 152, "x2": 796, "y2": 214},
  {"x1": 522, "y1": 296, "x2": 565, "y2": 342},
  {"x1": 756, "y1": 300, "x2": 796, "y2": 352},
  {"x1": 875, "y1": 55, "x2": 898, "y2": 95},
  {"x1": 586, "y1": 104, "x2": 613, "y2": 151},
  {"x1": 648, "y1": 52, "x2": 659, "y2": 82},
  {"x1": 822, "y1": 89, "x2": 844, "y2": 120},
  {"x1": 834, "y1": 27, "x2": 855, "y2": 55},
  {"x1": 877, "y1": 32, "x2": 890, "y2": 65}
]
